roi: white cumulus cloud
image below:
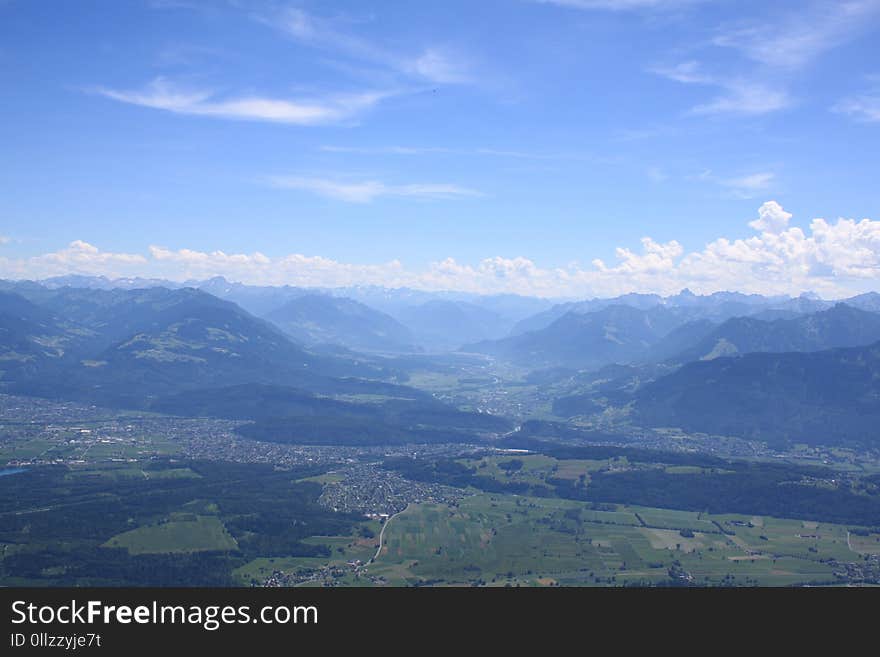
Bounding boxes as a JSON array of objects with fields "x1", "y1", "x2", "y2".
[
  {"x1": 748, "y1": 200, "x2": 792, "y2": 234},
  {"x1": 0, "y1": 240, "x2": 147, "y2": 280},
  {"x1": 3, "y1": 203, "x2": 880, "y2": 299}
]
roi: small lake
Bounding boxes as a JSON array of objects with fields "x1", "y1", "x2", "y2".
[{"x1": 0, "y1": 467, "x2": 27, "y2": 477}]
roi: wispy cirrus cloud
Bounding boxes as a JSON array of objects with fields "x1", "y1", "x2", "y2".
[
  {"x1": 649, "y1": 3, "x2": 880, "y2": 118},
  {"x1": 646, "y1": 167, "x2": 668, "y2": 183},
  {"x1": 146, "y1": 0, "x2": 206, "y2": 10},
  {"x1": 833, "y1": 93, "x2": 880, "y2": 122},
  {"x1": 650, "y1": 60, "x2": 711, "y2": 85},
  {"x1": 690, "y1": 80, "x2": 791, "y2": 116},
  {"x1": 690, "y1": 169, "x2": 777, "y2": 199},
  {"x1": 257, "y1": 7, "x2": 473, "y2": 85},
  {"x1": 266, "y1": 175, "x2": 484, "y2": 203},
  {"x1": 92, "y1": 77, "x2": 391, "y2": 125},
  {"x1": 320, "y1": 145, "x2": 456, "y2": 156},
  {"x1": 319, "y1": 144, "x2": 591, "y2": 161},
  {"x1": 5, "y1": 203, "x2": 880, "y2": 298},
  {"x1": 258, "y1": 7, "x2": 384, "y2": 62},
  {"x1": 651, "y1": 62, "x2": 791, "y2": 116},
  {"x1": 711, "y1": 1, "x2": 880, "y2": 70},
  {"x1": 405, "y1": 48, "x2": 472, "y2": 84},
  {"x1": 534, "y1": 0, "x2": 701, "y2": 10},
  {"x1": 833, "y1": 76, "x2": 880, "y2": 122},
  {"x1": 722, "y1": 172, "x2": 775, "y2": 193}
]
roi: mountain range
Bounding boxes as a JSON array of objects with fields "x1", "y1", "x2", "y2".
[
  {"x1": 633, "y1": 340, "x2": 880, "y2": 448},
  {"x1": 467, "y1": 292, "x2": 880, "y2": 369},
  {"x1": 4, "y1": 276, "x2": 880, "y2": 449},
  {"x1": 264, "y1": 294, "x2": 416, "y2": 352},
  {"x1": 0, "y1": 286, "x2": 394, "y2": 405},
  {"x1": 24, "y1": 276, "x2": 556, "y2": 352},
  {"x1": 464, "y1": 304, "x2": 694, "y2": 369},
  {"x1": 0, "y1": 282, "x2": 516, "y2": 445},
  {"x1": 673, "y1": 304, "x2": 880, "y2": 362}
]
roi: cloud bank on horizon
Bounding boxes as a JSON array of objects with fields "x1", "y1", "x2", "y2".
[{"x1": 2, "y1": 202, "x2": 878, "y2": 299}]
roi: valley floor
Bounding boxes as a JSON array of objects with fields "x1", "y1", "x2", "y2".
[
  {"x1": 2, "y1": 393, "x2": 879, "y2": 587},
  {"x1": 243, "y1": 494, "x2": 880, "y2": 588}
]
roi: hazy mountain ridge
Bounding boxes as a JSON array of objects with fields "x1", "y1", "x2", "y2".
[
  {"x1": 0, "y1": 291, "x2": 82, "y2": 374},
  {"x1": 0, "y1": 283, "x2": 398, "y2": 405},
  {"x1": 674, "y1": 304, "x2": 880, "y2": 362},
  {"x1": 465, "y1": 304, "x2": 700, "y2": 368},
  {"x1": 470, "y1": 291, "x2": 880, "y2": 369},
  {"x1": 5, "y1": 277, "x2": 880, "y2": 451},
  {"x1": 391, "y1": 299, "x2": 512, "y2": 349},
  {"x1": 264, "y1": 294, "x2": 416, "y2": 353},
  {"x1": 0, "y1": 281, "x2": 514, "y2": 445},
  {"x1": 508, "y1": 289, "x2": 782, "y2": 336},
  {"x1": 633, "y1": 340, "x2": 880, "y2": 448},
  {"x1": 16, "y1": 276, "x2": 556, "y2": 351}
]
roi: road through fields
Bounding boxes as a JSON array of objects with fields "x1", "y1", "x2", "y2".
[{"x1": 369, "y1": 505, "x2": 408, "y2": 564}]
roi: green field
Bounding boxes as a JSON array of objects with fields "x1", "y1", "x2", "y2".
[
  {"x1": 296, "y1": 472, "x2": 347, "y2": 485},
  {"x1": 461, "y1": 454, "x2": 559, "y2": 486},
  {"x1": 631, "y1": 506, "x2": 719, "y2": 532},
  {"x1": 0, "y1": 429, "x2": 182, "y2": 466},
  {"x1": 233, "y1": 521, "x2": 383, "y2": 586},
  {"x1": 849, "y1": 532, "x2": 880, "y2": 555},
  {"x1": 3, "y1": 411, "x2": 877, "y2": 587},
  {"x1": 456, "y1": 454, "x2": 629, "y2": 490},
  {"x1": 261, "y1": 493, "x2": 871, "y2": 587},
  {"x1": 65, "y1": 465, "x2": 200, "y2": 481},
  {"x1": 103, "y1": 515, "x2": 238, "y2": 555}
]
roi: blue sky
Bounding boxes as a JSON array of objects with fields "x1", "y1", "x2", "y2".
[{"x1": 1, "y1": 0, "x2": 879, "y2": 297}]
